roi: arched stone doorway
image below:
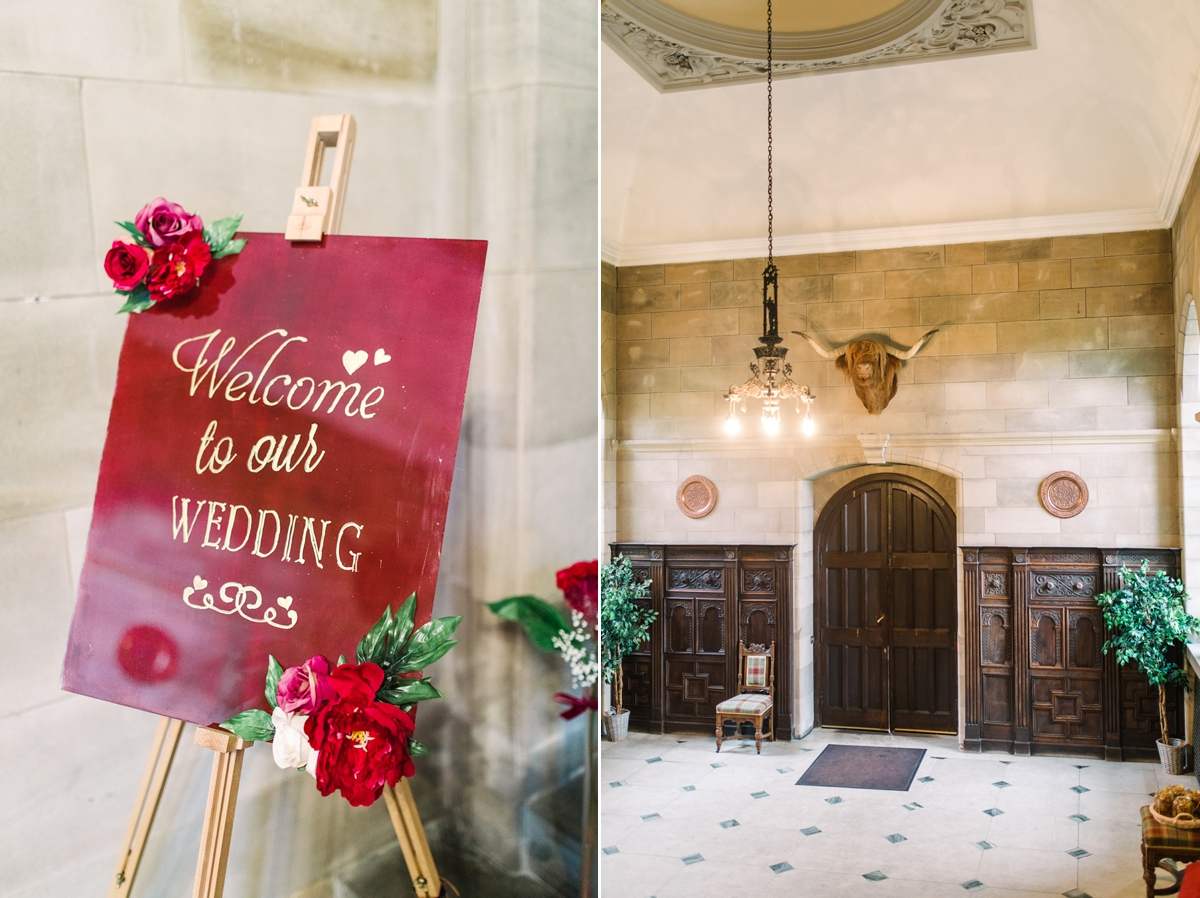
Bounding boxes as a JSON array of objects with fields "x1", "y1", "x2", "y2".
[{"x1": 813, "y1": 472, "x2": 957, "y2": 733}]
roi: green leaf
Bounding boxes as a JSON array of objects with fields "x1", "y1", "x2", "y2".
[
  {"x1": 357, "y1": 606, "x2": 393, "y2": 665},
  {"x1": 264, "y1": 655, "x2": 283, "y2": 710},
  {"x1": 409, "y1": 738, "x2": 430, "y2": 757},
  {"x1": 601, "y1": 556, "x2": 657, "y2": 685},
  {"x1": 377, "y1": 678, "x2": 443, "y2": 705},
  {"x1": 212, "y1": 237, "x2": 246, "y2": 259},
  {"x1": 383, "y1": 594, "x2": 418, "y2": 670},
  {"x1": 220, "y1": 709, "x2": 274, "y2": 742},
  {"x1": 116, "y1": 284, "x2": 154, "y2": 314},
  {"x1": 204, "y1": 214, "x2": 243, "y2": 254},
  {"x1": 337, "y1": 653, "x2": 347, "y2": 666},
  {"x1": 115, "y1": 221, "x2": 151, "y2": 248},
  {"x1": 487, "y1": 595, "x2": 570, "y2": 653},
  {"x1": 393, "y1": 616, "x2": 462, "y2": 673}
]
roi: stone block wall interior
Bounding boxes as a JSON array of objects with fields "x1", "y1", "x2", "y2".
[{"x1": 609, "y1": 228, "x2": 1184, "y2": 735}]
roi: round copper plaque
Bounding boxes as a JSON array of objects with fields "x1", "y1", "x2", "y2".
[
  {"x1": 677, "y1": 475, "x2": 718, "y2": 519},
  {"x1": 1039, "y1": 471, "x2": 1089, "y2": 518}
]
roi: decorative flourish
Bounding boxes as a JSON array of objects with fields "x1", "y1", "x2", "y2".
[
  {"x1": 220, "y1": 593, "x2": 459, "y2": 807},
  {"x1": 182, "y1": 575, "x2": 297, "y2": 629},
  {"x1": 1033, "y1": 574, "x2": 1095, "y2": 598},
  {"x1": 669, "y1": 568, "x2": 723, "y2": 591},
  {"x1": 743, "y1": 570, "x2": 775, "y2": 593},
  {"x1": 105, "y1": 197, "x2": 245, "y2": 313},
  {"x1": 983, "y1": 572, "x2": 1008, "y2": 596},
  {"x1": 602, "y1": 0, "x2": 1029, "y2": 91}
]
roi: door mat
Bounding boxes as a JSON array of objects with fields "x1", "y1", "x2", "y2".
[{"x1": 796, "y1": 744, "x2": 926, "y2": 791}]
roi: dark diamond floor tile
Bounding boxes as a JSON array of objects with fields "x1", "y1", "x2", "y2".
[
  {"x1": 770, "y1": 862, "x2": 794, "y2": 874},
  {"x1": 918, "y1": 776, "x2": 934, "y2": 783},
  {"x1": 983, "y1": 808, "x2": 1004, "y2": 817},
  {"x1": 992, "y1": 781, "x2": 1010, "y2": 788},
  {"x1": 751, "y1": 791, "x2": 769, "y2": 799},
  {"x1": 642, "y1": 813, "x2": 662, "y2": 822},
  {"x1": 1067, "y1": 848, "x2": 1090, "y2": 859},
  {"x1": 682, "y1": 854, "x2": 704, "y2": 865},
  {"x1": 1071, "y1": 785, "x2": 1090, "y2": 794},
  {"x1": 602, "y1": 846, "x2": 619, "y2": 855},
  {"x1": 647, "y1": 757, "x2": 662, "y2": 764},
  {"x1": 681, "y1": 785, "x2": 696, "y2": 792},
  {"x1": 885, "y1": 833, "x2": 906, "y2": 844},
  {"x1": 826, "y1": 796, "x2": 843, "y2": 804},
  {"x1": 961, "y1": 880, "x2": 984, "y2": 890},
  {"x1": 863, "y1": 871, "x2": 887, "y2": 882},
  {"x1": 719, "y1": 819, "x2": 739, "y2": 829},
  {"x1": 1069, "y1": 813, "x2": 1089, "y2": 823},
  {"x1": 974, "y1": 841, "x2": 995, "y2": 850},
  {"x1": 801, "y1": 826, "x2": 821, "y2": 836}
]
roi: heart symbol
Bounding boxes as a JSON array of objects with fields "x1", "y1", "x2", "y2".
[
  {"x1": 193, "y1": 575, "x2": 208, "y2": 590},
  {"x1": 374, "y1": 348, "x2": 391, "y2": 365},
  {"x1": 277, "y1": 595, "x2": 293, "y2": 610},
  {"x1": 342, "y1": 350, "x2": 368, "y2": 375}
]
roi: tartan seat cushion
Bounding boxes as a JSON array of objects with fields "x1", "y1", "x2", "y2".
[
  {"x1": 1141, "y1": 805, "x2": 1200, "y2": 850},
  {"x1": 744, "y1": 655, "x2": 768, "y2": 688},
  {"x1": 716, "y1": 693, "x2": 773, "y2": 715}
]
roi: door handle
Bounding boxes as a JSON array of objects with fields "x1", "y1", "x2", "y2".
[{"x1": 876, "y1": 614, "x2": 885, "y2": 624}]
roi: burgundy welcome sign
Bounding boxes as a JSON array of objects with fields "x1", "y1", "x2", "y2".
[{"x1": 62, "y1": 234, "x2": 486, "y2": 726}]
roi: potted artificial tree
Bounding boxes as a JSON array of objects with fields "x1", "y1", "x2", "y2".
[
  {"x1": 1095, "y1": 561, "x2": 1200, "y2": 773},
  {"x1": 601, "y1": 556, "x2": 656, "y2": 742}
]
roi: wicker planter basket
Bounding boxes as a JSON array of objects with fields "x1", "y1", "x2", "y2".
[
  {"x1": 1158, "y1": 738, "x2": 1190, "y2": 775},
  {"x1": 604, "y1": 710, "x2": 630, "y2": 742}
]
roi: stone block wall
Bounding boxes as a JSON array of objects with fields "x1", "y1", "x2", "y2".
[{"x1": 609, "y1": 229, "x2": 1181, "y2": 735}]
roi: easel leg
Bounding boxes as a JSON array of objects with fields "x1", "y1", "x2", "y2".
[
  {"x1": 192, "y1": 727, "x2": 250, "y2": 898},
  {"x1": 382, "y1": 780, "x2": 442, "y2": 898},
  {"x1": 109, "y1": 716, "x2": 184, "y2": 898}
]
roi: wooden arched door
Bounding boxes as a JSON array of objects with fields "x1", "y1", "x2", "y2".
[{"x1": 815, "y1": 473, "x2": 957, "y2": 733}]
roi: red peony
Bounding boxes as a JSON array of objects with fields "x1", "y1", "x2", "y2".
[
  {"x1": 104, "y1": 240, "x2": 150, "y2": 291},
  {"x1": 134, "y1": 196, "x2": 202, "y2": 247},
  {"x1": 304, "y1": 662, "x2": 416, "y2": 807},
  {"x1": 557, "y1": 560, "x2": 598, "y2": 627},
  {"x1": 146, "y1": 231, "x2": 211, "y2": 301}
]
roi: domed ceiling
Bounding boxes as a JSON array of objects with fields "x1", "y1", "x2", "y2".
[
  {"x1": 602, "y1": 0, "x2": 1032, "y2": 91},
  {"x1": 602, "y1": 1, "x2": 1200, "y2": 265}
]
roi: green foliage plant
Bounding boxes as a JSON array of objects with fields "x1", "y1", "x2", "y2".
[
  {"x1": 601, "y1": 556, "x2": 656, "y2": 715},
  {"x1": 1094, "y1": 561, "x2": 1200, "y2": 747}
]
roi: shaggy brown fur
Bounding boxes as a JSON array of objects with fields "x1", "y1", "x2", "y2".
[{"x1": 835, "y1": 340, "x2": 904, "y2": 414}]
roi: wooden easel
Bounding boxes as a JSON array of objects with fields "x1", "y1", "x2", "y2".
[{"x1": 108, "y1": 114, "x2": 444, "y2": 898}]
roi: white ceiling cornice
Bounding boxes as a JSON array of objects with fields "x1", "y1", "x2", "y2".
[{"x1": 605, "y1": 207, "x2": 1168, "y2": 267}]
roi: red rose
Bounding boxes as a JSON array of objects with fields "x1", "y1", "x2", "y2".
[
  {"x1": 134, "y1": 197, "x2": 203, "y2": 247},
  {"x1": 146, "y1": 231, "x2": 212, "y2": 302},
  {"x1": 304, "y1": 662, "x2": 417, "y2": 807},
  {"x1": 557, "y1": 560, "x2": 598, "y2": 627},
  {"x1": 104, "y1": 240, "x2": 150, "y2": 291}
]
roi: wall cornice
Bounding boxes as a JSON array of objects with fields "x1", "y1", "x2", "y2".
[
  {"x1": 604, "y1": 207, "x2": 1169, "y2": 268},
  {"x1": 614, "y1": 429, "x2": 1177, "y2": 457}
]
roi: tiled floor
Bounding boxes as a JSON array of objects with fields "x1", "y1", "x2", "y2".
[{"x1": 600, "y1": 728, "x2": 1198, "y2": 898}]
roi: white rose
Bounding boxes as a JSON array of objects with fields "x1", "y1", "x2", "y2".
[{"x1": 271, "y1": 707, "x2": 315, "y2": 770}]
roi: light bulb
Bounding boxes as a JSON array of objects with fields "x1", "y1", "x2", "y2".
[
  {"x1": 724, "y1": 413, "x2": 740, "y2": 435},
  {"x1": 762, "y1": 415, "x2": 780, "y2": 436},
  {"x1": 802, "y1": 414, "x2": 815, "y2": 436}
]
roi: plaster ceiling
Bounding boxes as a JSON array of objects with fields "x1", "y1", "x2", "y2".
[
  {"x1": 658, "y1": 0, "x2": 909, "y2": 33},
  {"x1": 602, "y1": 0, "x2": 1200, "y2": 265}
]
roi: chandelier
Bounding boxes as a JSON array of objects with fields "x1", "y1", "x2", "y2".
[{"x1": 723, "y1": 0, "x2": 815, "y2": 438}]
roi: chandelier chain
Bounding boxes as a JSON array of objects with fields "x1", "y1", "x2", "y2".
[{"x1": 766, "y1": 0, "x2": 773, "y2": 267}]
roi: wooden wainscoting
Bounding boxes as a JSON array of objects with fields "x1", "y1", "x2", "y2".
[
  {"x1": 609, "y1": 544, "x2": 793, "y2": 738},
  {"x1": 963, "y1": 547, "x2": 1183, "y2": 761}
]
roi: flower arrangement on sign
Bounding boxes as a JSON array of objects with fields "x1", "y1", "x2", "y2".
[
  {"x1": 219, "y1": 594, "x2": 459, "y2": 807},
  {"x1": 104, "y1": 197, "x2": 246, "y2": 313},
  {"x1": 487, "y1": 560, "x2": 599, "y2": 719}
]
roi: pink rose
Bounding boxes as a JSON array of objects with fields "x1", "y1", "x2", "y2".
[
  {"x1": 277, "y1": 655, "x2": 335, "y2": 714},
  {"x1": 103, "y1": 241, "x2": 150, "y2": 291},
  {"x1": 134, "y1": 197, "x2": 203, "y2": 247}
]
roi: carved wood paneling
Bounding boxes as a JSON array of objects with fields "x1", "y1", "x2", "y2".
[
  {"x1": 611, "y1": 543, "x2": 793, "y2": 738},
  {"x1": 963, "y1": 546, "x2": 1182, "y2": 760}
]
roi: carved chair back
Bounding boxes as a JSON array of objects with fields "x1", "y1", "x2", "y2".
[{"x1": 737, "y1": 641, "x2": 774, "y2": 700}]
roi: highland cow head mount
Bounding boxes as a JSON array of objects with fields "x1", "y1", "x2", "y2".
[{"x1": 792, "y1": 329, "x2": 938, "y2": 415}]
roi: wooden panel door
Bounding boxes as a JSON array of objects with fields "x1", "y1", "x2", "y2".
[
  {"x1": 816, "y1": 479, "x2": 889, "y2": 729},
  {"x1": 889, "y1": 483, "x2": 957, "y2": 732},
  {"x1": 816, "y1": 474, "x2": 957, "y2": 733},
  {"x1": 663, "y1": 563, "x2": 729, "y2": 724}
]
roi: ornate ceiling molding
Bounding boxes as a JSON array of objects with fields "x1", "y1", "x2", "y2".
[{"x1": 602, "y1": 0, "x2": 1034, "y2": 92}]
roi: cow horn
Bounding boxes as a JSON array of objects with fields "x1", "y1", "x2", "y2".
[
  {"x1": 791, "y1": 331, "x2": 841, "y2": 361},
  {"x1": 891, "y1": 328, "x2": 939, "y2": 361}
]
